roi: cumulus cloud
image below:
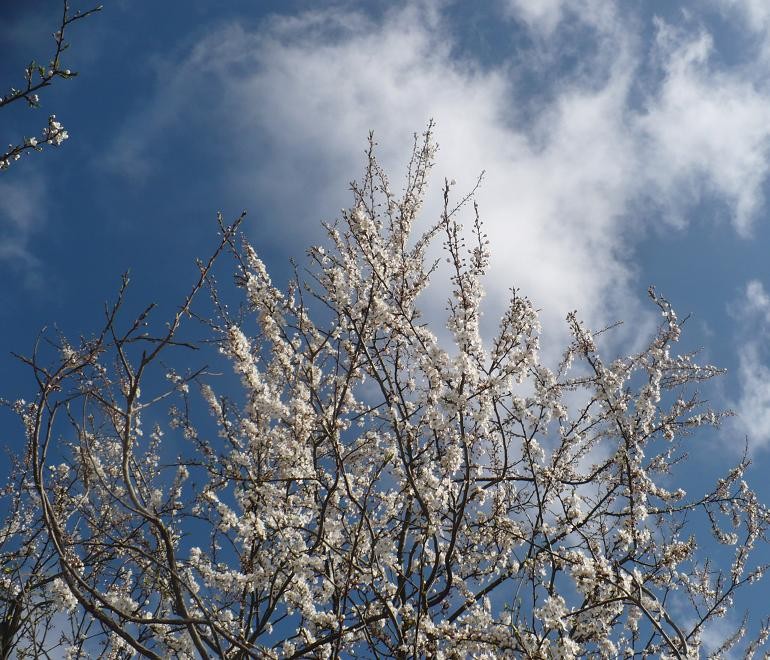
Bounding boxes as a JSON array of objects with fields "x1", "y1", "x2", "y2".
[
  {"x1": 107, "y1": 1, "x2": 770, "y2": 355},
  {"x1": 638, "y1": 20, "x2": 770, "y2": 234}
]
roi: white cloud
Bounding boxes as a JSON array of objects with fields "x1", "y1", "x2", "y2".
[
  {"x1": 223, "y1": 4, "x2": 646, "y2": 344},
  {"x1": 734, "y1": 0, "x2": 770, "y2": 29},
  {"x1": 743, "y1": 279, "x2": 770, "y2": 320},
  {"x1": 108, "y1": 1, "x2": 770, "y2": 355},
  {"x1": 712, "y1": 0, "x2": 770, "y2": 33},
  {"x1": 637, "y1": 20, "x2": 770, "y2": 235},
  {"x1": 0, "y1": 175, "x2": 44, "y2": 272},
  {"x1": 502, "y1": 0, "x2": 619, "y2": 38},
  {"x1": 503, "y1": 0, "x2": 569, "y2": 36},
  {"x1": 731, "y1": 280, "x2": 770, "y2": 450}
]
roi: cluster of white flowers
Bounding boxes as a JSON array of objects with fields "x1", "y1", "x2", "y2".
[
  {"x1": 1, "y1": 115, "x2": 70, "y2": 170},
  {"x1": 50, "y1": 578, "x2": 78, "y2": 613}
]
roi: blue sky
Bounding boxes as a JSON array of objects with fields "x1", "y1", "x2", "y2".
[{"x1": 4, "y1": 0, "x2": 770, "y2": 647}]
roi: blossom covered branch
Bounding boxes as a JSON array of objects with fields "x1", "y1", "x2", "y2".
[{"x1": 0, "y1": 1, "x2": 101, "y2": 171}]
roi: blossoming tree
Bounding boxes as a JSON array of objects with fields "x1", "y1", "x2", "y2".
[{"x1": 3, "y1": 127, "x2": 770, "y2": 658}]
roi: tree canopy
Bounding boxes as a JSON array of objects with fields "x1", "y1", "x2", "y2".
[{"x1": 1, "y1": 125, "x2": 769, "y2": 658}]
